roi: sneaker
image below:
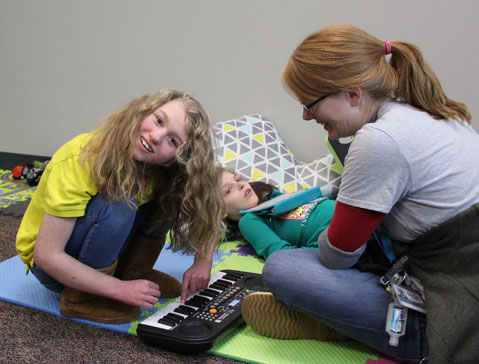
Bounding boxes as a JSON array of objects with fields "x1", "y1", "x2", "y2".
[{"x1": 241, "y1": 292, "x2": 349, "y2": 341}]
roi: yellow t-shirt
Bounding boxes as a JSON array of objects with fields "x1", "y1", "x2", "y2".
[{"x1": 16, "y1": 133, "x2": 97, "y2": 269}]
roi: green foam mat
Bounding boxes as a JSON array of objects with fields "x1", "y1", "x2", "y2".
[
  {"x1": 212, "y1": 325, "x2": 375, "y2": 364},
  {"x1": 0, "y1": 235, "x2": 399, "y2": 363},
  {"x1": 0, "y1": 169, "x2": 35, "y2": 215},
  {"x1": 204, "y1": 241, "x2": 388, "y2": 364}
]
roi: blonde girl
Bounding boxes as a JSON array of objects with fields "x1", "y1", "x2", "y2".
[{"x1": 16, "y1": 89, "x2": 222, "y2": 323}]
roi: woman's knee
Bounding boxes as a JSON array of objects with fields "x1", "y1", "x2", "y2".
[
  {"x1": 262, "y1": 249, "x2": 313, "y2": 292},
  {"x1": 262, "y1": 250, "x2": 289, "y2": 285}
]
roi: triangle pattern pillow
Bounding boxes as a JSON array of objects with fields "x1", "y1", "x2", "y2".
[{"x1": 213, "y1": 114, "x2": 342, "y2": 197}]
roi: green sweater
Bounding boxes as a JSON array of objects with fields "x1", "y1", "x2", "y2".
[{"x1": 238, "y1": 190, "x2": 335, "y2": 259}]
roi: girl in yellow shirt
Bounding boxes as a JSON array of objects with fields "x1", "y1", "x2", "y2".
[{"x1": 16, "y1": 89, "x2": 222, "y2": 323}]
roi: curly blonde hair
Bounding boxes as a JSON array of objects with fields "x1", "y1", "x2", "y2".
[
  {"x1": 80, "y1": 89, "x2": 222, "y2": 255},
  {"x1": 282, "y1": 24, "x2": 471, "y2": 124}
]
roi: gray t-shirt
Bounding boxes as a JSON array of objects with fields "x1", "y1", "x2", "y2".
[{"x1": 337, "y1": 101, "x2": 479, "y2": 242}]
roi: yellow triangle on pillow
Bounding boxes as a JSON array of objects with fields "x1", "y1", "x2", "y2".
[
  {"x1": 283, "y1": 182, "x2": 297, "y2": 193},
  {"x1": 252, "y1": 169, "x2": 265, "y2": 181},
  {"x1": 252, "y1": 134, "x2": 265, "y2": 144},
  {"x1": 223, "y1": 124, "x2": 235, "y2": 132},
  {"x1": 224, "y1": 149, "x2": 237, "y2": 162}
]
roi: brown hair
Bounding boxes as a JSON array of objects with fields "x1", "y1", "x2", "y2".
[
  {"x1": 80, "y1": 89, "x2": 222, "y2": 255},
  {"x1": 282, "y1": 24, "x2": 471, "y2": 123},
  {"x1": 220, "y1": 166, "x2": 277, "y2": 237}
]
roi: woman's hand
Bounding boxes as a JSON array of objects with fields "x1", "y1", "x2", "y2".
[{"x1": 180, "y1": 254, "x2": 213, "y2": 303}]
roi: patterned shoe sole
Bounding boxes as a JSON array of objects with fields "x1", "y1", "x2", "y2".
[{"x1": 241, "y1": 292, "x2": 349, "y2": 341}]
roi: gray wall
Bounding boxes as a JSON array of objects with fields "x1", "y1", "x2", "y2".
[{"x1": 1, "y1": 0, "x2": 478, "y2": 162}]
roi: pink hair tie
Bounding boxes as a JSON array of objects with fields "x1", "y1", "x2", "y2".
[{"x1": 385, "y1": 40, "x2": 391, "y2": 55}]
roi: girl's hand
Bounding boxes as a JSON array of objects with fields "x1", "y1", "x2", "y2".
[
  {"x1": 116, "y1": 279, "x2": 161, "y2": 308},
  {"x1": 180, "y1": 255, "x2": 213, "y2": 303}
]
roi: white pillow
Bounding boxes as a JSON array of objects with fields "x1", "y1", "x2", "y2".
[{"x1": 213, "y1": 114, "x2": 342, "y2": 198}]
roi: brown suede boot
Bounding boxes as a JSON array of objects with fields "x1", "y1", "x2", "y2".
[
  {"x1": 60, "y1": 260, "x2": 140, "y2": 324},
  {"x1": 241, "y1": 292, "x2": 349, "y2": 341},
  {"x1": 115, "y1": 235, "x2": 182, "y2": 298}
]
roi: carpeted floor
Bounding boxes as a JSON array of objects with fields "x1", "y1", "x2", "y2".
[{"x1": 0, "y1": 214, "x2": 241, "y2": 364}]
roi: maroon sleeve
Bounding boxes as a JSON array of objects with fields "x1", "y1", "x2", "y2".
[{"x1": 328, "y1": 200, "x2": 386, "y2": 252}]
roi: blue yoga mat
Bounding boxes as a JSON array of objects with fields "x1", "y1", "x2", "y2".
[
  {"x1": 0, "y1": 246, "x2": 195, "y2": 333},
  {"x1": 0, "y1": 241, "x2": 396, "y2": 364}
]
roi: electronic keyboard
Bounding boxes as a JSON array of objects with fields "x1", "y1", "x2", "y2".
[{"x1": 137, "y1": 269, "x2": 266, "y2": 353}]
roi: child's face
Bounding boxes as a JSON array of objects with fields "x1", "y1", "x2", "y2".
[
  {"x1": 221, "y1": 171, "x2": 259, "y2": 221},
  {"x1": 132, "y1": 100, "x2": 189, "y2": 165}
]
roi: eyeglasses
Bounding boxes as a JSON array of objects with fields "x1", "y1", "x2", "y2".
[{"x1": 302, "y1": 94, "x2": 331, "y2": 114}]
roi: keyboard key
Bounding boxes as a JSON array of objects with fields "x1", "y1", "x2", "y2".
[
  {"x1": 157, "y1": 318, "x2": 176, "y2": 327},
  {"x1": 199, "y1": 290, "x2": 217, "y2": 298},
  {"x1": 209, "y1": 283, "x2": 226, "y2": 291},
  {"x1": 175, "y1": 306, "x2": 195, "y2": 315},
  {"x1": 216, "y1": 279, "x2": 233, "y2": 287},
  {"x1": 166, "y1": 313, "x2": 184, "y2": 322}
]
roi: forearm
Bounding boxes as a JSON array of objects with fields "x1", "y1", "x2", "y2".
[
  {"x1": 328, "y1": 201, "x2": 385, "y2": 252},
  {"x1": 318, "y1": 229, "x2": 366, "y2": 269},
  {"x1": 318, "y1": 201, "x2": 385, "y2": 269},
  {"x1": 35, "y1": 213, "x2": 161, "y2": 308},
  {"x1": 34, "y1": 212, "x2": 123, "y2": 300},
  {"x1": 36, "y1": 251, "x2": 122, "y2": 299}
]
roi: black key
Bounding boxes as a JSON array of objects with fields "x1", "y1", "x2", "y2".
[
  {"x1": 194, "y1": 295, "x2": 210, "y2": 303},
  {"x1": 179, "y1": 304, "x2": 196, "y2": 312},
  {"x1": 205, "y1": 287, "x2": 221, "y2": 295},
  {"x1": 175, "y1": 306, "x2": 195, "y2": 315},
  {"x1": 165, "y1": 313, "x2": 184, "y2": 322},
  {"x1": 216, "y1": 279, "x2": 233, "y2": 286},
  {"x1": 187, "y1": 296, "x2": 209, "y2": 308},
  {"x1": 210, "y1": 283, "x2": 226, "y2": 291},
  {"x1": 213, "y1": 281, "x2": 229, "y2": 288},
  {"x1": 185, "y1": 299, "x2": 203, "y2": 308},
  {"x1": 157, "y1": 318, "x2": 176, "y2": 327},
  {"x1": 199, "y1": 290, "x2": 216, "y2": 298},
  {"x1": 223, "y1": 272, "x2": 243, "y2": 280},
  {"x1": 204, "y1": 288, "x2": 220, "y2": 296}
]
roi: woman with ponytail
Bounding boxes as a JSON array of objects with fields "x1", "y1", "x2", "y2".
[{"x1": 241, "y1": 25, "x2": 479, "y2": 364}]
